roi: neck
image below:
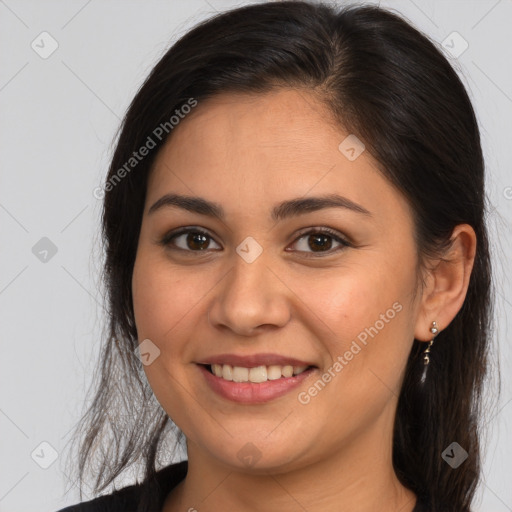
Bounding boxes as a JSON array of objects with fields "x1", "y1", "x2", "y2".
[{"x1": 163, "y1": 421, "x2": 417, "y2": 512}]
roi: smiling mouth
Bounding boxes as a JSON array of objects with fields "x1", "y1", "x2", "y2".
[{"x1": 200, "y1": 363, "x2": 315, "y2": 383}]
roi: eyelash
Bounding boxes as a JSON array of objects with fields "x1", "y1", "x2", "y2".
[{"x1": 158, "y1": 226, "x2": 352, "y2": 258}]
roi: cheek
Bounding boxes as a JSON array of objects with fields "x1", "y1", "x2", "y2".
[
  {"x1": 132, "y1": 251, "x2": 199, "y2": 341},
  {"x1": 131, "y1": 251, "x2": 202, "y2": 427},
  {"x1": 294, "y1": 269, "x2": 414, "y2": 432},
  {"x1": 294, "y1": 261, "x2": 415, "y2": 389},
  {"x1": 291, "y1": 264, "x2": 408, "y2": 343}
]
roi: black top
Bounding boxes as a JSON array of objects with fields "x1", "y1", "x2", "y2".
[
  {"x1": 57, "y1": 460, "x2": 430, "y2": 511},
  {"x1": 56, "y1": 460, "x2": 188, "y2": 512}
]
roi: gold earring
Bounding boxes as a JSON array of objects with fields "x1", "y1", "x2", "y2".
[{"x1": 423, "y1": 321, "x2": 439, "y2": 365}]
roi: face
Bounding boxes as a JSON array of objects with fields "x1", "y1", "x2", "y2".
[{"x1": 132, "y1": 88, "x2": 424, "y2": 474}]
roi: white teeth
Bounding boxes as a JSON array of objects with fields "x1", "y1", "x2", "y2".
[
  {"x1": 282, "y1": 365, "x2": 293, "y2": 378},
  {"x1": 232, "y1": 366, "x2": 249, "y2": 382},
  {"x1": 293, "y1": 365, "x2": 308, "y2": 375},
  {"x1": 208, "y1": 363, "x2": 310, "y2": 382},
  {"x1": 221, "y1": 364, "x2": 233, "y2": 381},
  {"x1": 249, "y1": 366, "x2": 267, "y2": 383},
  {"x1": 267, "y1": 365, "x2": 283, "y2": 380},
  {"x1": 212, "y1": 363, "x2": 223, "y2": 377}
]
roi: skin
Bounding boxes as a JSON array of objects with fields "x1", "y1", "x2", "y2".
[{"x1": 131, "y1": 88, "x2": 476, "y2": 512}]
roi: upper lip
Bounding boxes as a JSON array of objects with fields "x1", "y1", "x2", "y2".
[{"x1": 197, "y1": 353, "x2": 317, "y2": 368}]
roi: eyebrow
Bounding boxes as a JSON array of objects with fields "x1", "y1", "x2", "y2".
[{"x1": 148, "y1": 193, "x2": 372, "y2": 221}]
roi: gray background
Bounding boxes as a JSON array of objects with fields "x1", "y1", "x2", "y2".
[{"x1": 0, "y1": 0, "x2": 511, "y2": 511}]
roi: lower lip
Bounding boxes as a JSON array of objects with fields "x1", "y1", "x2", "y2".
[{"x1": 198, "y1": 364, "x2": 316, "y2": 404}]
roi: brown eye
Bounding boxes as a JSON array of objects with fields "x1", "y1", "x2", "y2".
[
  {"x1": 162, "y1": 228, "x2": 221, "y2": 252},
  {"x1": 184, "y1": 231, "x2": 210, "y2": 250},
  {"x1": 160, "y1": 226, "x2": 350, "y2": 257},
  {"x1": 306, "y1": 233, "x2": 333, "y2": 252},
  {"x1": 289, "y1": 228, "x2": 351, "y2": 256}
]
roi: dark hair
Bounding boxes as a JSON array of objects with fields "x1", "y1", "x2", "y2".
[{"x1": 66, "y1": 2, "x2": 494, "y2": 511}]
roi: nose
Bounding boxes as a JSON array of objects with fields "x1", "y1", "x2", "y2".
[{"x1": 207, "y1": 255, "x2": 291, "y2": 337}]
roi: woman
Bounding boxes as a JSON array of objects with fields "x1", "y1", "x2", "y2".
[{"x1": 59, "y1": 1, "x2": 493, "y2": 511}]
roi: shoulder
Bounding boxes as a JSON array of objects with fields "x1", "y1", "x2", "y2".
[
  {"x1": 55, "y1": 460, "x2": 188, "y2": 512},
  {"x1": 55, "y1": 484, "x2": 140, "y2": 512}
]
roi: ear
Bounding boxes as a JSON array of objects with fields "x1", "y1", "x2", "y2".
[{"x1": 414, "y1": 224, "x2": 477, "y2": 341}]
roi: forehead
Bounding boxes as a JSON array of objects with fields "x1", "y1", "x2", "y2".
[
  {"x1": 146, "y1": 89, "x2": 409, "y2": 225},
  {"x1": 156, "y1": 89, "x2": 341, "y2": 164}
]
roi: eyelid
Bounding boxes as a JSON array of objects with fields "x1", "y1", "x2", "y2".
[
  {"x1": 287, "y1": 226, "x2": 352, "y2": 256},
  {"x1": 292, "y1": 226, "x2": 352, "y2": 245},
  {"x1": 158, "y1": 225, "x2": 352, "y2": 256},
  {"x1": 159, "y1": 226, "x2": 221, "y2": 251}
]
